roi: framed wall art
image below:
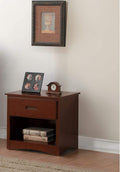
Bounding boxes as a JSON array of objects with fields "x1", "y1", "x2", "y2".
[
  {"x1": 32, "y1": 1, "x2": 66, "y2": 46},
  {"x1": 22, "y1": 72, "x2": 44, "y2": 93}
]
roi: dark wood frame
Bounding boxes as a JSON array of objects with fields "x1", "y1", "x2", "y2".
[{"x1": 32, "y1": 1, "x2": 66, "y2": 46}]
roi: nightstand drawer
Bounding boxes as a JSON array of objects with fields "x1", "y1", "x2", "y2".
[{"x1": 8, "y1": 97, "x2": 57, "y2": 119}]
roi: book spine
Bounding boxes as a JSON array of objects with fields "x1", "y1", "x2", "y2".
[
  {"x1": 29, "y1": 130, "x2": 40, "y2": 136},
  {"x1": 40, "y1": 131, "x2": 47, "y2": 137},
  {"x1": 23, "y1": 129, "x2": 47, "y2": 136},
  {"x1": 28, "y1": 130, "x2": 47, "y2": 137},
  {"x1": 23, "y1": 135, "x2": 48, "y2": 142},
  {"x1": 23, "y1": 129, "x2": 30, "y2": 135},
  {"x1": 23, "y1": 129, "x2": 55, "y2": 137}
]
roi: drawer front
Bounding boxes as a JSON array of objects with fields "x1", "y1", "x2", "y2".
[{"x1": 8, "y1": 97, "x2": 57, "y2": 119}]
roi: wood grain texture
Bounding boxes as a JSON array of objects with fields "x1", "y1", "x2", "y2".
[
  {"x1": 8, "y1": 97, "x2": 57, "y2": 120},
  {"x1": 0, "y1": 139, "x2": 118, "y2": 172},
  {"x1": 5, "y1": 90, "x2": 80, "y2": 99},
  {"x1": 58, "y1": 94, "x2": 79, "y2": 154},
  {"x1": 6, "y1": 90, "x2": 79, "y2": 155}
]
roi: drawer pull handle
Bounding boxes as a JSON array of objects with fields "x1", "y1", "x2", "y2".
[{"x1": 25, "y1": 106, "x2": 37, "y2": 111}]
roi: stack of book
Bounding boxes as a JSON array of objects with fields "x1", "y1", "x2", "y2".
[{"x1": 22, "y1": 127, "x2": 55, "y2": 143}]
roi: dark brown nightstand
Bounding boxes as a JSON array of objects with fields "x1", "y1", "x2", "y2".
[{"x1": 5, "y1": 90, "x2": 79, "y2": 155}]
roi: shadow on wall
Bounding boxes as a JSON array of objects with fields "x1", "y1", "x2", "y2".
[
  {"x1": 0, "y1": 52, "x2": 7, "y2": 129},
  {"x1": 52, "y1": 0, "x2": 82, "y2": 91}
]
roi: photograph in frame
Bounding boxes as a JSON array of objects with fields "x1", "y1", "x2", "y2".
[{"x1": 22, "y1": 72, "x2": 44, "y2": 93}]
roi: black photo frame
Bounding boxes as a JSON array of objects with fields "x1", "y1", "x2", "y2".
[
  {"x1": 22, "y1": 72, "x2": 44, "y2": 93},
  {"x1": 32, "y1": 1, "x2": 66, "y2": 46}
]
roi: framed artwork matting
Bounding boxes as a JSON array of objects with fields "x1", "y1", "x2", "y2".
[{"x1": 32, "y1": 1, "x2": 66, "y2": 46}]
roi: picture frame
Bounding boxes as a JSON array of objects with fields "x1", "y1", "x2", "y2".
[
  {"x1": 22, "y1": 72, "x2": 44, "y2": 93},
  {"x1": 32, "y1": 1, "x2": 66, "y2": 46}
]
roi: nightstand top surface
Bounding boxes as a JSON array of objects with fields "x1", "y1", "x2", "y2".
[{"x1": 5, "y1": 90, "x2": 80, "y2": 99}]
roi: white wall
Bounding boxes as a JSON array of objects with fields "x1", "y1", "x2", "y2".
[{"x1": 0, "y1": 0, "x2": 119, "y2": 141}]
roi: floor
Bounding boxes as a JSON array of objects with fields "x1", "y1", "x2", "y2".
[{"x1": 0, "y1": 139, "x2": 119, "y2": 172}]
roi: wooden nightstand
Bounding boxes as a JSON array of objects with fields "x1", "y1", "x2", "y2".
[{"x1": 5, "y1": 90, "x2": 79, "y2": 156}]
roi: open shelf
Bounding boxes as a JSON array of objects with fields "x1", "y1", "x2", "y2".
[
  {"x1": 6, "y1": 90, "x2": 79, "y2": 155},
  {"x1": 9, "y1": 116, "x2": 56, "y2": 145}
]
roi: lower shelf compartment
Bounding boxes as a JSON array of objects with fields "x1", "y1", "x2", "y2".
[
  {"x1": 7, "y1": 140, "x2": 59, "y2": 155},
  {"x1": 9, "y1": 116, "x2": 56, "y2": 141}
]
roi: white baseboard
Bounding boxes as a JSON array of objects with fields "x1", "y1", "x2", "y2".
[
  {"x1": 0, "y1": 128, "x2": 7, "y2": 139},
  {"x1": 79, "y1": 136, "x2": 119, "y2": 154},
  {"x1": 0, "y1": 128, "x2": 119, "y2": 154}
]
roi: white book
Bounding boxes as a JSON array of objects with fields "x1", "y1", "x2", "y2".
[
  {"x1": 23, "y1": 134, "x2": 55, "y2": 142},
  {"x1": 23, "y1": 127, "x2": 55, "y2": 137}
]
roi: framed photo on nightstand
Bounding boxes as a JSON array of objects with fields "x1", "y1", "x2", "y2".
[{"x1": 22, "y1": 72, "x2": 44, "y2": 93}]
